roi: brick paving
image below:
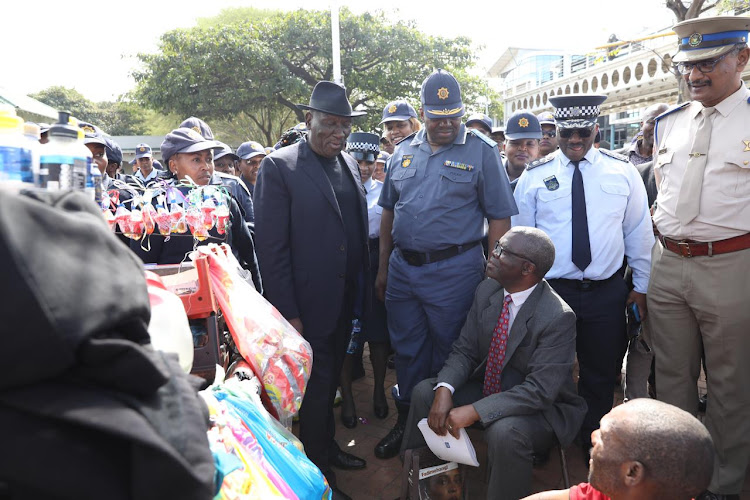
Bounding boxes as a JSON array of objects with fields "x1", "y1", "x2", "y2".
[{"x1": 298, "y1": 346, "x2": 750, "y2": 499}]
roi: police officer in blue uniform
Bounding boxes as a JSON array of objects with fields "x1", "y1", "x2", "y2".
[
  {"x1": 503, "y1": 110, "x2": 542, "y2": 191},
  {"x1": 375, "y1": 69, "x2": 518, "y2": 459},
  {"x1": 513, "y1": 94, "x2": 654, "y2": 456}
]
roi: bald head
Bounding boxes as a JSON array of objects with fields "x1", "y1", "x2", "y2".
[
  {"x1": 595, "y1": 399, "x2": 714, "y2": 499},
  {"x1": 639, "y1": 103, "x2": 670, "y2": 155}
]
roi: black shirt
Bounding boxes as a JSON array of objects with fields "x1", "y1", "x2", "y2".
[{"x1": 316, "y1": 153, "x2": 364, "y2": 282}]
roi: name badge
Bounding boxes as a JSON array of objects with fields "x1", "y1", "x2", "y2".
[
  {"x1": 543, "y1": 175, "x2": 559, "y2": 191},
  {"x1": 443, "y1": 160, "x2": 474, "y2": 171},
  {"x1": 401, "y1": 155, "x2": 413, "y2": 168}
]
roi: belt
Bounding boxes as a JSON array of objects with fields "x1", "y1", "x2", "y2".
[
  {"x1": 548, "y1": 273, "x2": 620, "y2": 291},
  {"x1": 658, "y1": 233, "x2": 750, "y2": 258},
  {"x1": 399, "y1": 240, "x2": 481, "y2": 266}
]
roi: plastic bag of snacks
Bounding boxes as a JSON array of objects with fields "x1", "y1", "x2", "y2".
[{"x1": 196, "y1": 244, "x2": 312, "y2": 426}]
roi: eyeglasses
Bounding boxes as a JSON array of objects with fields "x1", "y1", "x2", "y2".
[
  {"x1": 558, "y1": 127, "x2": 595, "y2": 139},
  {"x1": 542, "y1": 130, "x2": 557, "y2": 138},
  {"x1": 493, "y1": 241, "x2": 537, "y2": 268},
  {"x1": 675, "y1": 49, "x2": 736, "y2": 75}
]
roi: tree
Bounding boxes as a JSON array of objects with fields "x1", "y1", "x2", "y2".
[
  {"x1": 133, "y1": 7, "x2": 495, "y2": 144},
  {"x1": 30, "y1": 86, "x2": 98, "y2": 123},
  {"x1": 30, "y1": 86, "x2": 158, "y2": 135}
]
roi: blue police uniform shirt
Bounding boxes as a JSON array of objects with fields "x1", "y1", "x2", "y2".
[
  {"x1": 134, "y1": 168, "x2": 159, "y2": 184},
  {"x1": 378, "y1": 125, "x2": 517, "y2": 253},
  {"x1": 512, "y1": 148, "x2": 654, "y2": 293}
]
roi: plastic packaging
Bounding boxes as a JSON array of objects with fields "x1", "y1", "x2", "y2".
[
  {"x1": 22, "y1": 122, "x2": 41, "y2": 186},
  {"x1": 0, "y1": 106, "x2": 32, "y2": 191},
  {"x1": 39, "y1": 111, "x2": 87, "y2": 191}
]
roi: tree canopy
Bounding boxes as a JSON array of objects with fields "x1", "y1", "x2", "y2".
[
  {"x1": 30, "y1": 86, "x2": 167, "y2": 136},
  {"x1": 134, "y1": 7, "x2": 500, "y2": 146}
]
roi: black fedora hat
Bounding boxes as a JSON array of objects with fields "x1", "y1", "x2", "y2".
[{"x1": 297, "y1": 81, "x2": 366, "y2": 117}]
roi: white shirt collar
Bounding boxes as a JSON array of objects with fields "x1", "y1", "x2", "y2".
[{"x1": 503, "y1": 283, "x2": 538, "y2": 308}]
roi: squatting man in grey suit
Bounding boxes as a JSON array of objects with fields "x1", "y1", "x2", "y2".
[{"x1": 401, "y1": 227, "x2": 587, "y2": 500}]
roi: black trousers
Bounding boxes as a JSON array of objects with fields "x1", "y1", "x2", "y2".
[
  {"x1": 548, "y1": 276, "x2": 628, "y2": 444},
  {"x1": 298, "y1": 286, "x2": 354, "y2": 486}
]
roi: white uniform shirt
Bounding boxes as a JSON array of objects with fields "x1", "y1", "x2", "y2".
[
  {"x1": 653, "y1": 84, "x2": 750, "y2": 241},
  {"x1": 512, "y1": 148, "x2": 654, "y2": 293},
  {"x1": 435, "y1": 283, "x2": 538, "y2": 395},
  {"x1": 365, "y1": 177, "x2": 383, "y2": 239}
]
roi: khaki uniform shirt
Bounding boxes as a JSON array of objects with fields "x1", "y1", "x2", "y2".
[{"x1": 653, "y1": 85, "x2": 750, "y2": 241}]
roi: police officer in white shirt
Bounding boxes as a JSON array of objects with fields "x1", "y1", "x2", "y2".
[{"x1": 513, "y1": 94, "x2": 654, "y2": 455}]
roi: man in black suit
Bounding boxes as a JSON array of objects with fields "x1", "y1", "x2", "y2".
[
  {"x1": 401, "y1": 227, "x2": 587, "y2": 500},
  {"x1": 253, "y1": 81, "x2": 369, "y2": 500}
]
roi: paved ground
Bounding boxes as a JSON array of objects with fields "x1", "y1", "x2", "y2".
[{"x1": 296, "y1": 346, "x2": 750, "y2": 499}]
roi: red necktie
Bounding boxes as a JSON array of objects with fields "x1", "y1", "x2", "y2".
[{"x1": 483, "y1": 295, "x2": 513, "y2": 397}]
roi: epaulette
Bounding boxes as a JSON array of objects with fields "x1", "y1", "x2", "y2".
[
  {"x1": 654, "y1": 102, "x2": 690, "y2": 123},
  {"x1": 526, "y1": 152, "x2": 555, "y2": 171},
  {"x1": 598, "y1": 148, "x2": 629, "y2": 162},
  {"x1": 468, "y1": 128, "x2": 497, "y2": 148}
]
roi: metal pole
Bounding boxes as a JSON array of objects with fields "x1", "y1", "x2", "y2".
[{"x1": 331, "y1": 3, "x2": 342, "y2": 85}]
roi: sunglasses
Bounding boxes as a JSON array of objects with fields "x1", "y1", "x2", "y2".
[
  {"x1": 493, "y1": 241, "x2": 537, "y2": 268},
  {"x1": 542, "y1": 130, "x2": 557, "y2": 138},
  {"x1": 558, "y1": 127, "x2": 595, "y2": 139}
]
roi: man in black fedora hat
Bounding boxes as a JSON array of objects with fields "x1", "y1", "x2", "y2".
[{"x1": 254, "y1": 81, "x2": 369, "y2": 500}]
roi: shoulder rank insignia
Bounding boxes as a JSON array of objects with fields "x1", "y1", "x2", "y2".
[
  {"x1": 599, "y1": 148, "x2": 629, "y2": 162},
  {"x1": 401, "y1": 155, "x2": 413, "y2": 168},
  {"x1": 526, "y1": 152, "x2": 556, "y2": 171},
  {"x1": 654, "y1": 102, "x2": 690, "y2": 123},
  {"x1": 543, "y1": 175, "x2": 559, "y2": 191},
  {"x1": 468, "y1": 128, "x2": 497, "y2": 148},
  {"x1": 444, "y1": 160, "x2": 474, "y2": 172}
]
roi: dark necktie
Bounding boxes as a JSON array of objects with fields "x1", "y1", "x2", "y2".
[
  {"x1": 571, "y1": 160, "x2": 591, "y2": 271},
  {"x1": 482, "y1": 295, "x2": 513, "y2": 397}
]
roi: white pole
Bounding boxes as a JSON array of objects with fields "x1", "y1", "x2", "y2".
[{"x1": 331, "y1": 3, "x2": 342, "y2": 84}]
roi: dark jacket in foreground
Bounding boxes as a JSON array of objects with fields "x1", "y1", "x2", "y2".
[
  {"x1": 0, "y1": 190, "x2": 215, "y2": 499},
  {"x1": 253, "y1": 139, "x2": 369, "y2": 338},
  {"x1": 437, "y1": 278, "x2": 587, "y2": 447}
]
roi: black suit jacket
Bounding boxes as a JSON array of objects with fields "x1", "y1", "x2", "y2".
[
  {"x1": 437, "y1": 279, "x2": 587, "y2": 447},
  {"x1": 254, "y1": 139, "x2": 369, "y2": 340}
]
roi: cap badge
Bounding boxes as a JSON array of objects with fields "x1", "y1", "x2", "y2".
[
  {"x1": 743, "y1": 139, "x2": 750, "y2": 152},
  {"x1": 688, "y1": 33, "x2": 703, "y2": 47},
  {"x1": 388, "y1": 104, "x2": 398, "y2": 113},
  {"x1": 571, "y1": 107, "x2": 581, "y2": 117},
  {"x1": 437, "y1": 87, "x2": 450, "y2": 100},
  {"x1": 191, "y1": 126, "x2": 201, "y2": 134},
  {"x1": 402, "y1": 155, "x2": 413, "y2": 168},
  {"x1": 82, "y1": 125, "x2": 96, "y2": 134},
  {"x1": 518, "y1": 117, "x2": 529, "y2": 128},
  {"x1": 139, "y1": 147, "x2": 145, "y2": 152},
  {"x1": 187, "y1": 129, "x2": 204, "y2": 141}
]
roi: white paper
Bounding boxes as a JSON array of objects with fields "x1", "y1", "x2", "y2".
[{"x1": 417, "y1": 418, "x2": 480, "y2": 467}]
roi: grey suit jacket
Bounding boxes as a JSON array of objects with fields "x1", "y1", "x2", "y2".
[
  {"x1": 436, "y1": 278, "x2": 586, "y2": 447},
  {"x1": 254, "y1": 139, "x2": 369, "y2": 340}
]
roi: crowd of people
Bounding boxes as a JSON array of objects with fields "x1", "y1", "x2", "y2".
[{"x1": 9, "y1": 13, "x2": 749, "y2": 500}]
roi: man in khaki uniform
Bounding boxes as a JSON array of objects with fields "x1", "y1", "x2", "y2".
[{"x1": 649, "y1": 16, "x2": 750, "y2": 499}]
